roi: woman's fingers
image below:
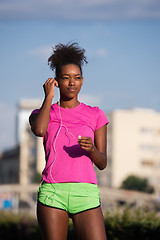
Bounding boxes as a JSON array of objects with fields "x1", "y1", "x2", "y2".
[
  {"x1": 78, "y1": 137, "x2": 94, "y2": 152},
  {"x1": 43, "y1": 78, "x2": 58, "y2": 98}
]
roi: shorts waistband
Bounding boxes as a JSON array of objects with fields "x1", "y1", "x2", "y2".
[{"x1": 41, "y1": 182, "x2": 98, "y2": 192}]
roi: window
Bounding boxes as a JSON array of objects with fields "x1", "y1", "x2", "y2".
[
  {"x1": 141, "y1": 159, "x2": 154, "y2": 167},
  {"x1": 140, "y1": 144, "x2": 154, "y2": 151},
  {"x1": 140, "y1": 128, "x2": 153, "y2": 135}
]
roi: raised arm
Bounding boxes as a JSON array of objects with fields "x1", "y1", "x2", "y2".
[{"x1": 29, "y1": 78, "x2": 58, "y2": 137}]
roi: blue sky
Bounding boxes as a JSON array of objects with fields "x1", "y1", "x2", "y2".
[{"x1": 0, "y1": 0, "x2": 160, "y2": 152}]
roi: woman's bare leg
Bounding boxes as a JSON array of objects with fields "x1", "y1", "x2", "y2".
[
  {"x1": 72, "y1": 206, "x2": 107, "y2": 240},
  {"x1": 37, "y1": 202, "x2": 69, "y2": 240}
]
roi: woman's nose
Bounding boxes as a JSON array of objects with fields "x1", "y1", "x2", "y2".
[{"x1": 69, "y1": 77, "x2": 75, "y2": 85}]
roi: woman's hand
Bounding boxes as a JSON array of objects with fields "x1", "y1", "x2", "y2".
[
  {"x1": 43, "y1": 78, "x2": 58, "y2": 99},
  {"x1": 78, "y1": 137, "x2": 94, "y2": 152},
  {"x1": 78, "y1": 125, "x2": 107, "y2": 170},
  {"x1": 29, "y1": 78, "x2": 59, "y2": 137}
]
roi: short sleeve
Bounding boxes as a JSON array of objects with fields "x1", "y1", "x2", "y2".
[
  {"x1": 95, "y1": 107, "x2": 109, "y2": 130},
  {"x1": 30, "y1": 109, "x2": 40, "y2": 116}
]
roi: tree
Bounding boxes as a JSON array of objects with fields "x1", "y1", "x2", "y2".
[{"x1": 120, "y1": 175, "x2": 154, "y2": 194}]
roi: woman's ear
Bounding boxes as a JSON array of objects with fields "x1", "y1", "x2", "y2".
[{"x1": 54, "y1": 78, "x2": 59, "y2": 88}]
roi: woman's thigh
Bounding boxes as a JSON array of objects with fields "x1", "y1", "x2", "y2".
[
  {"x1": 72, "y1": 206, "x2": 107, "y2": 240},
  {"x1": 37, "y1": 202, "x2": 69, "y2": 240}
]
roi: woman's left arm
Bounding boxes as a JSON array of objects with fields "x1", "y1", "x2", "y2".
[{"x1": 78, "y1": 125, "x2": 107, "y2": 170}]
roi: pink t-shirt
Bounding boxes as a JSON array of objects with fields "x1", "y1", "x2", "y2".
[{"x1": 31, "y1": 103, "x2": 109, "y2": 184}]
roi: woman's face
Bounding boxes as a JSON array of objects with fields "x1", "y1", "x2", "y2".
[{"x1": 58, "y1": 64, "x2": 83, "y2": 100}]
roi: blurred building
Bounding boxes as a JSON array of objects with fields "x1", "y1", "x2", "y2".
[
  {"x1": 0, "y1": 146, "x2": 20, "y2": 183},
  {"x1": 96, "y1": 108, "x2": 160, "y2": 196},
  {"x1": 17, "y1": 99, "x2": 45, "y2": 185},
  {"x1": 0, "y1": 99, "x2": 45, "y2": 185},
  {"x1": 1, "y1": 100, "x2": 160, "y2": 213},
  {"x1": 1, "y1": 100, "x2": 160, "y2": 197},
  {"x1": 0, "y1": 99, "x2": 45, "y2": 213},
  {"x1": 17, "y1": 99, "x2": 42, "y2": 144}
]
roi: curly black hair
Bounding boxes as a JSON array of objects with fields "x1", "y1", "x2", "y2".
[{"x1": 48, "y1": 42, "x2": 88, "y2": 79}]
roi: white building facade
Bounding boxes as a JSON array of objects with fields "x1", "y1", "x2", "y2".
[
  {"x1": 101, "y1": 108, "x2": 160, "y2": 196},
  {"x1": 17, "y1": 99, "x2": 45, "y2": 184}
]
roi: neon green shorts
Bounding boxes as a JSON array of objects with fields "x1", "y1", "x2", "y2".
[{"x1": 37, "y1": 182, "x2": 101, "y2": 215}]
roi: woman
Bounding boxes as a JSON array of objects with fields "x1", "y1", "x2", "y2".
[{"x1": 29, "y1": 42, "x2": 109, "y2": 240}]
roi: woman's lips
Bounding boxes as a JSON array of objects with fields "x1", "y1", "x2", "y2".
[{"x1": 68, "y1": 87, "x2": 76, "y2": 92}]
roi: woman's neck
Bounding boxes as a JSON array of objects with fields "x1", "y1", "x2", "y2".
[{"x1": 59, "y1": 98, "x2": 80, "y2": 109}]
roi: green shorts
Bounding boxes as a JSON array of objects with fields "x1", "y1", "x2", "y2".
[{"x1": 37, "y1": 182, "x2": 101, "y2": 216}]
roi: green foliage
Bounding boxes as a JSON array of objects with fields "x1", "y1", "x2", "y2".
[
  {"x1": 0, "y1": 211, "x2": 41, "y2": 240},
  {"x1": 0, "y1": 208, "x2": 160, "y2": 240},
  {"x1": 104, "y1": 207, "x2": 160, "y2": 240},
  {"x1": 121, "y1": 175, "x2": 154, "y2": 194}
]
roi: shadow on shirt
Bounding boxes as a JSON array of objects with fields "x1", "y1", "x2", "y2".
[{"x1": 63, "y1": 144, "x2": 89, "y2": 158}]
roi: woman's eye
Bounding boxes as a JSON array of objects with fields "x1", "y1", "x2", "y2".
[{"x1": 75, "y1": 77, "x2": 81, "y2": 80}]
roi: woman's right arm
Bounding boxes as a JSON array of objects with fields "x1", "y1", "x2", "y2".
[{"x1": 29, "y1": 78, "x2": 58, "y2": 137}]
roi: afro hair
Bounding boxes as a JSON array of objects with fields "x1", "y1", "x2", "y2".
[{"x1": 48, "y1": 42, "x2": 88, "y2": 78}]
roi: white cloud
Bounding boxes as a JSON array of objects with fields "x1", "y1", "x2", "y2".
[
  {"x1": 0, "y1": 0, "x2": 160, "y2": 21},
  {"x1": 96, "y1": 48, "x2": 108, "y2": 57},
  {"x1": 87, "y1": 46, "x2": 108, "y2": 59},
  {"x1": 28, "y1": 45, "x2": 108, "y2": 61},
  {"x1": 28, "y1": 46, "x2": 53, "y2": 60}
]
